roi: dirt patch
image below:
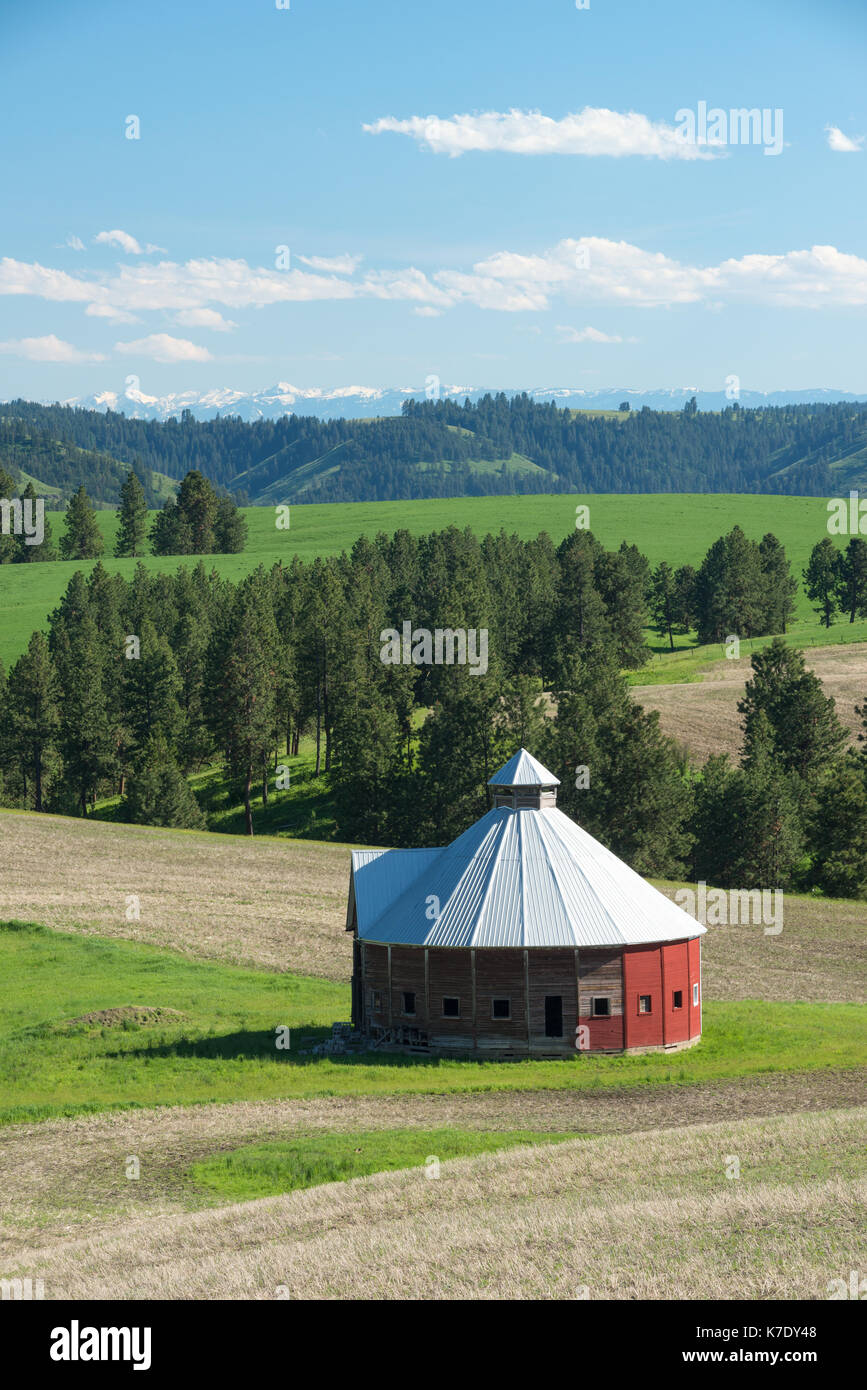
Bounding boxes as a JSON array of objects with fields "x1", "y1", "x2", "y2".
[{"x1": 57, "y1": 1006, "x2": 185, "y2": 1030}]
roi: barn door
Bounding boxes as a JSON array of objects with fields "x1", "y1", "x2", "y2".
[{"x1": 544, "y1": 995, "x2": 563, "y2": 1038}]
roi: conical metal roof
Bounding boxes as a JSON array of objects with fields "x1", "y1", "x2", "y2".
[
  {"x1": 352, "y1": 804, "x2": 703, "y2": 949},
  {"x1": 488, "y1": 748, "x2": 560, "y2": 787}
]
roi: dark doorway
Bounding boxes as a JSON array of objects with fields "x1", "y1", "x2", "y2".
[{"x1": 544, "y1": 995, "x2": 563, "y2": 1038}]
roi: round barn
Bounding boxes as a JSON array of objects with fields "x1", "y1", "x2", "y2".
[{"x1": 347, "y1": 749, "x2": 704, "y2": 1056}]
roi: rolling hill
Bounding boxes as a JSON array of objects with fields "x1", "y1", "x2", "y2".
[{"x1": 4, "y1": 395, "x2": 867, "y2": 507}]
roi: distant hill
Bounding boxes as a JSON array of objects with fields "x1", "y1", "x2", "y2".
[
  {"x1": 0, "y1": 414, "x2": 171, "y2": 509},
  {"x1": 3, "y1": 393, "x2": 867, "y2": 506}
]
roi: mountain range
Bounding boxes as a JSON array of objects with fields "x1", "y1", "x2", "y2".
[{"x1": 54, "y1": 383, "x2": 867, "y2": 424}]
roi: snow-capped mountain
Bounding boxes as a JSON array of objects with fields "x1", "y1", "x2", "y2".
[{"x1": 54, "y1": 382, "x2": 867, "y2": 423}]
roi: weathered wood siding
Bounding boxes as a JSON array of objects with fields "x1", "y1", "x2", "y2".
[{"x1": 577, "y1": 947, "x2": 624, "y2": 1050}]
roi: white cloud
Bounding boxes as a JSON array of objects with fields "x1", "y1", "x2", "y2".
[
  {"x1": 95, "y1": 229, "x2": 144, "y2": 255},
  {"x1": 826, "y1": 124, "x2": 864, "y2": 153},
  {"x1": 296, "y1": 253, "x2": 362, "y2": 274},
  {"x1": 65, "y1": 234, "x2": 85, "y2": 251},
  {"x1": 2, "y1": 238, "x2": 867, "y2": 343},
  {"x1": 174, "y1": 308, "x2": 237, "y2": 332},
  {"x1": 114, "y1": 333, "x2": 212, "y2": 363},
  {"x1": 0, "y1": 334, "x2": 106, "y2": 363},
  {"x1": 556, "y1": 325, "x2": 624, "y2": 343},
  {"x1": 93, "y1": 229, "x2": 168, "y2": 255},
  {"x1": 85, "y1": 303, "x2": 140, "y2": 323},
  {"x1": 364, "y1": 107, "x2": 715, "y2": 160}
]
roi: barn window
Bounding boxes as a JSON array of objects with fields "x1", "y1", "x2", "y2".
[
  {"x1": 592, "y1": 997, "x2": 611, "y2": 1017},
  {"x1": 402, "y1": 991, "x2": 416, "y2": 1016},
  {"x1": 693, "y1": 983, "x2": 699, "y2": 1006},
  {"x1": 491, "y1": 997, "x2": 511, "y2": 1019},
  {"x1": 672, "y1": 990, "x2": 683, "y2": 1010},
  {"x1": 371, "y1": 990, "x2": 382, "y2": 1011},
  {"x1": 442, "y1": 996, "x2": 460, "y2": 1018},
  {"x1": 638, "y1": 994, "x2": 652, "y2": 1014}
]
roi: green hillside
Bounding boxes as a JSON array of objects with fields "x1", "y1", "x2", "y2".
[{"x1": 6, "y1": 396, "x2": 867, "y2": 505}]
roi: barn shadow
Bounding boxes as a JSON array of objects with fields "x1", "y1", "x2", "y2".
[{"x1": 107, "y1": 1026, "x2": 453, "y2": 1068}]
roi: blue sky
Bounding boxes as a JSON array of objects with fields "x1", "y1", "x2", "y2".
[{"x1": 1, "y1": 0, "x2": 865, "y2": 402}]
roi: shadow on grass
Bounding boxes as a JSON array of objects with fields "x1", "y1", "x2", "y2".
[{"x1": 107, "y1": 1026, "x2": 456, "y2": 1069}]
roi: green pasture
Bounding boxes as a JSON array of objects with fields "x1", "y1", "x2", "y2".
[{"x1": 1, "y1": 921, "x2": 863, "y2": 1127}]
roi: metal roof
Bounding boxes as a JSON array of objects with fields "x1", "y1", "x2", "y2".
[
  {"x1": 488, "y1": 748, "x2": 560, "y2": 787},
  {"x1": 351, "y1": 805, "x2": 703, "y2": 949}
]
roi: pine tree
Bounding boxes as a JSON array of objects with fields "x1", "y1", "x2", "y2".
[
  {"x1": 7, "y1": 631, "x2": 59, "y2": 812},
  {"x1": 731, "y1": 711, "x2": 805, "y2": 887},
  {"x1": 60, "y1": 485, "x2": 104, "y2": 560},
  {"x1": 695, "y1": 526, "x2": 765, "y2": 643},
  {"x1": 543, "y1": 650, "x2": 692, "y2": 877},
  {"x1": 803, "y1": 538, "x2": 840, "y2": 628},
  {"x1": 758, "y1": 533, "x2": 797, "y2": 633},
  {"x1": 125, "y1": 732, "x2": 205, "y2": 829},
  {"x1": 0, "y1": 464, "x2": 19, "y2": 565},
  {"x1": 205, "y1": 574, "x2": 279, "y2": 835},
  {"x1": 114, "y1": 470, "x2": 149, "y2": 557},
  {"x1": 213, "y1": 495, "x2": 247, "y2": 553},
  {"x1": 650, "y1": 561, "x2": 679, "y2": 650},
  {"x1": 808, "y1": 755, "x2": 867, "y2": 899},
  {"x1": 835, "y1": 537, "x2": 867, "y2": 624},
  {"x1": 738, "y1": 638, "x2": 848, "y2": 785},
  {"x1": 122, "y1": 618, "x2": 182, "y2": 753},
  {"x1": 14, "y1": 482, "x2": 55, "y2": 562},
  {"x1": 55, "y1": 616, "x2": 115, "y2": 813}
]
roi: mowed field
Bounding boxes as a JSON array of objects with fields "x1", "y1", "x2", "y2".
[
  {"x1": 0, "y1": 809, "x2": 864, "y2": 1299},
  {"x1": 3, "y1": 491, "x2": 867, "y2": 671},
  {"x1": 637, "y1": 641, "x2": 867, "y2": 765}
]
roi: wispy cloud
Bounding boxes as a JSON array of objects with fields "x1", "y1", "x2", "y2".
[
  {"x1": 364, "y1": 107, "x2": 715, "y2": 160},
  {"x1": 174, "y1": 308, "x2": 237, "y2": 332},
  {"x1": 94, "y1": 229, "x2": 167, "y2": 255},
  {"x1": 0, "y1": 334, "x2": 106, "y2": 363},
  {"x1": 825, "y1": 124, "x2": 864, "y2": 153},
  {"x1": 556, "y1": 325, "x2": 628, "y2": 344},
  {"x1": 65, "y1": 234, "x2": 85, "y2": 251},
  {"x1": 296, "y1": 253, "x2": 363, "y2": 274},
  {"x1": 115, "y1": 333, "x2": 212, "y2": 363}
]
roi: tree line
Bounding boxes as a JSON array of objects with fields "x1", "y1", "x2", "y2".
[
  {"x1": 1, "y1": 520, "x2": 865, "y2": 897},
  {"x1": 5, "y1": 395, "x2": 866, "y2": 504},
  {"x1": 0, "y1": 467, "x2": 246, "y2": 563}
]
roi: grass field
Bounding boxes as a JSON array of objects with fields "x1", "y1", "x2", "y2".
[
  {"x1": 1, "y1": 913, "x2": 864, "y2": 1126},
  {"x1": 2, "y1": 492, "x2": 863, "y2": 670}
]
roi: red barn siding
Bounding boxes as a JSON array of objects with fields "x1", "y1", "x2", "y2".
[
  {"x1": 662, "y1": 941, "x2": 690, "y2": 1044},
  {"x1": 688, "y1": 936, "x2": 702, "y2": 1039},
  {"x1": 622, "y1": 945, "x2": 664, "y2": 1048}
]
